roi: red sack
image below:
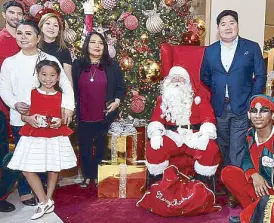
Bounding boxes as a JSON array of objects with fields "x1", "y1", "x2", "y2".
[{"x1": 137, "y1": 165, "x2": 221, "y2": 217}]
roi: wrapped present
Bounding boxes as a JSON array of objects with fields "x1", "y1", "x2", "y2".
[
  {"x1": 103, "y1": 119, "x2": 147, "y2": 164},
  {"x1": 98, "y1": 163, "x2": 147, "y2": 198}
]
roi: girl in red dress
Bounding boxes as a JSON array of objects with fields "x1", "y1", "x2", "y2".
[{"x1": 8, "y1": 60, "x2": 77, "y2": 220}]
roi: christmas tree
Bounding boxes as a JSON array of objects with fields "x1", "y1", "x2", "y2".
[
  {"x1": 264, "y1": 37, "x2": 274, "y2": 51},
  {"x1": 20, "y1": 0, "x2": 200, "y2": 120}
]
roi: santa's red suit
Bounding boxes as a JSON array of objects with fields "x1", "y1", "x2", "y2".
[{"x1": 146, "y1": 66, "x2": 221, "y2": 177}]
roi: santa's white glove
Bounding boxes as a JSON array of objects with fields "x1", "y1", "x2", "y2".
[
  {"x1": 199, "y1": 122, "x2": 217, "y2": 139},
  {"x1": 166, "y1": 130, "x2": 184, "y2": 147},
  {"x1": 193, "y1": 134, "x2": 209, "y2": 151},
  {"x1": 82, "y1": 0, "x2": 94, "y2": 14},
  {"x1": 183, "y1": 132, "x2": 196, "y2": 148},
  {"x1": 150, "y1": 135, "x2": 163, "y2": 150}
]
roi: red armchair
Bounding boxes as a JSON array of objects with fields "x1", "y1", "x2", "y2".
[{"x1": 160, "y1": 43, "x2": 210, "y2": 99}]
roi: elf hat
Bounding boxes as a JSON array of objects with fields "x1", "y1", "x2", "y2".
[{"x1": 249, "y1": 94, "x2": 274, "y2": 111}]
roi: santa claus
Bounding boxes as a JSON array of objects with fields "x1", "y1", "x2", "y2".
[{"x1": 146, "y1": 66, "x2": 221, "y2": 183}]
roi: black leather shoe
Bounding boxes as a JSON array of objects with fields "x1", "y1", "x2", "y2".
[
  {"x1": 0, "y1": 200, "x2": 15, "y2": 212},
  {"x1": 195, "y1": 174, "x2": 216, "y2": 194},
  {"x1": 228, "y1": 194, "x2": 240, "y2": 208},
  {"x1": 21, "y1": 197, "x2": 37, "y2": 206},
  {"x1": 146, "y1": 173, "x2": 163, "y2": 189},
  {"x1": 229, "y1": 216, "x2": 240, "y2": 223}
]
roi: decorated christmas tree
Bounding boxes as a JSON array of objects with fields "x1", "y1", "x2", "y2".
[{"x1": 19, "y1": 0, "x2": 205, "y2": 120}]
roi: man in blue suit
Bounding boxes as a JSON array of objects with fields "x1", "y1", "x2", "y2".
[{"x1": 200, "y1": 10, "x2": 266, "y2": 169}]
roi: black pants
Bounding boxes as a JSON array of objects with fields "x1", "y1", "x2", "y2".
[
  {"x1": 0, "y1": 111, "x2": 8, "y2": 162},
  {"x1": 78, "y1": 121, "x2": 109, "y2": 179}
]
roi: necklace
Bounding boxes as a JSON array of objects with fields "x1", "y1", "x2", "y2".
[
  {"x1": 90, "y1": 63, "x2": 99, "y2": 82},
  {"x1": 90, "y1": 68, "x2": 96, "y2": 82}
]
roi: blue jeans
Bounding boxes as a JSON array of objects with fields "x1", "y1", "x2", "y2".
[{"x1": 12, "y1": 126, "x2": 32, "y2": 197}]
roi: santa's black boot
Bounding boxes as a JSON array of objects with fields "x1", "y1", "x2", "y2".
[
  {"x1": 146, "y1": 171, "x2": 163, "y2": 189},
  {"x1": 195, "y1": 174, "x2": 216, "y2": 194}
]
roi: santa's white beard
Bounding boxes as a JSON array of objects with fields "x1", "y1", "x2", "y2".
[{"x1": 160, "y1": 84, "x2": 193, "y2": 125}]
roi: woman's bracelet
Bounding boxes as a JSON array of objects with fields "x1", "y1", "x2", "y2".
[{"x1": 115, "y1": 98, "x2": 120, "y2": 107}]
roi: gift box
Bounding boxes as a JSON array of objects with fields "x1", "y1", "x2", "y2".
[
  {"x1": 98, "y1": 164, "x2": 147, "y2": 198},
  {"x1": 103, "y1": 126, "x2": 146, "y2": 165}
]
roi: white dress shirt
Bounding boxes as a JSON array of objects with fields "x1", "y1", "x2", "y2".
[{"x1": 220, "y1": 36, "x2": 238, "y2": 98}]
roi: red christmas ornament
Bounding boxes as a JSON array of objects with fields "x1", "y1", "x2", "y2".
[
  {"x1": 119, "y1": 12, "x2": 139, "y2": 31},
  {"x1": 59, "y1": 0, "x2": 75, "y2": 14},
  {"x1": 29, "y1": 4, "x2": 43, "y2": 17},
  {"x1": 119, "y1": 56, "x2": 134, "y2": 71},
  {"x1": 102, "y1": 0, "x2": 117, "y2": 10},
  {"x1": 23, "y1": 0, "x2": 37, "y2": 7},
  {"x1": 164, "y1": 0, "x2": 177, "y2": 7},
  {"x1": 34, "y1": 8, "x2": 65, "y2": 29},
  {"x1": 124, "y1": 15, "x2": 138, "y2": 30},
  {"x1": 131, "y1": 91, "x2": 146, "y2": 113},
  {"x1": 181, "y1": 31, "x2": 200, "y2": 46}
]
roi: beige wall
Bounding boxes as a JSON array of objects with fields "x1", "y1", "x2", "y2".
[
  {"x1": 0, "y1": 0, "x2": 6, "y2": 29},
  {"x1": 209, "y1": 0, "x2": 266, "y2": 50},
  {"x1": 265, "y1": 0, "x2": 274, "y2": 41}
]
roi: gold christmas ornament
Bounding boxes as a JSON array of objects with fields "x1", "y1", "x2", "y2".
[
  {"x1": 68, "y1": 18, "x2": 77, "y2": 25},
  {"x1": 52, "y1": 3, "x2": 60, "y2": 11},
  {"x1": 140, "y1": 33, "x2": 149, "y2": 43},
  {"x1": 64, "y1": 28, "x2": 77, "y2": 44},
  {"x1": 193, "y1": 18, "x2": 206, "y2": 37},
  {"x1": 138, "y1": 59, "x2": 161, "y2": 83},
  {"x1": 75, "y1": 40, "x2": 82, "y2": 50},
  {"x1": 119, "y1": 56, "x2": 134, "y2": 71}
]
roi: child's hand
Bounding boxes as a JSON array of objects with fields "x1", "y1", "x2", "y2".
[
  {"x1": 24, "y1": 114, "x2": 39, "y2": 128},
  {"x1": 50, "y1": 118, "x2": 62, "y2": 129}
]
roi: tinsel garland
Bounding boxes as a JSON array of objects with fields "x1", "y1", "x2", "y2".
[
  {"x1": 264, "y1": 37, "x2": 274, "y2": 51},
  {"x1": 263, "y1": 195, "x2": 274, "y2": 223}
]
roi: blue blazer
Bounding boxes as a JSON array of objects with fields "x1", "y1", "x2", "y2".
[{"x1": 200, "y1": 37, "x2": 266, "y2": 117}]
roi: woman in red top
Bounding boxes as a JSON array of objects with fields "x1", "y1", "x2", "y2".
[
  {"x1": 72, "y1": 32, "x2": 125, "y2": 187},
  {"x1": 8, "y1": 60, "x2": 77, "y2": 220}
]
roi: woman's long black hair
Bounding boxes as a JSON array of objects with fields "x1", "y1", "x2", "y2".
[{"x1": 82, "y1": 32, "x2": 112, "y2": 69}]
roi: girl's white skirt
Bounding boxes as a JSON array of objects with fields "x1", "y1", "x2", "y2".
[{"x1": 8, "y1": 136, "x2": 77, "y2": 172}]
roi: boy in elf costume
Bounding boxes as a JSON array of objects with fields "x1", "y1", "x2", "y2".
[{"x1": 221, "y1": 94, "x2": 274, "y2": 223}]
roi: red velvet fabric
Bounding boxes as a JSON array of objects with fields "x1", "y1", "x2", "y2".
[
  {"x1": 160, "y1": 43, "x2": 209, "y2": 98},
  {"x1": 137, "y1": 165, "x2": 221, "y2": 217},
  {"x1": 240, "y1": 198, "x2": 274, "y2": 223},
  {"x1": 54, "y1": 183, "x2": 242, "y2": 223},
  {"x1": 221, "y1": 166, "x2": 274, "y2": 223}
]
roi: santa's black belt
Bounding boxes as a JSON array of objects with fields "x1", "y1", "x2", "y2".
[{"x1": 165, "y1": 124, "x2": 201, "y2": 131}]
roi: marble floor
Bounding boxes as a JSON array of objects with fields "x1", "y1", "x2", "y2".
[{"x1": 0, "y1": 175, "x2": 82, "y2": 223}]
